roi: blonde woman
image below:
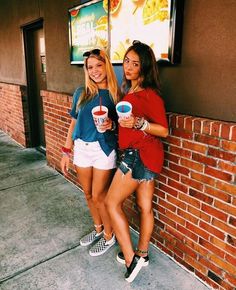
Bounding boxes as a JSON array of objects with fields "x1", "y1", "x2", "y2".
[{"x1": 61, "y1": 49, "x2": 119, "y2": 256}]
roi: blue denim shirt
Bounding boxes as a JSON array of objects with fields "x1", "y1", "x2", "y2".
[{"x1": 70, "y1": 87, "x2": 118, "y2": 156}]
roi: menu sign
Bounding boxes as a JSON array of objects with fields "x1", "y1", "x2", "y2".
[
  {"x1": 109, "y1": 0, "x2": 171, "y2": 63},
  {"x1": 69, "y1": 0, "x2": 108, "y2": 64},
  {"x1": 69, "y1": 0, "x2": 183, "y2": 64}
]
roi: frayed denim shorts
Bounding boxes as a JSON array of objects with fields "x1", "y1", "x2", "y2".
[{"x1": 118, "y1": 149, "x2": 157, "y2": 182}]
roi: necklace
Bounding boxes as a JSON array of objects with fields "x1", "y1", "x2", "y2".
[{"x1": 129, "y1": 83, "x2": 140, "y2": 93}]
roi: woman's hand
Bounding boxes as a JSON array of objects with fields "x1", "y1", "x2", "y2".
[
  {"x1": 98, "y1": 117, "x2": 113, "y2": 132},
  {"x1": 60, "y1": 155, "x2": 70, "y2": 176},
  {"x1": 118, "y1": 115, "x2": 135, "y2": 128}
]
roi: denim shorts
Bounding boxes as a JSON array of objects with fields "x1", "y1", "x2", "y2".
[{"x1": 118, "y1": 149, "x2": 157, "y2": 182}]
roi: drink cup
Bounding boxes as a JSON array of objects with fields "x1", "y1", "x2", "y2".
[
  {"x1": 91, "y1": 105, "x2": 108, "y2": 133},
  {"x1": 116, "y1": 101, "x2": 132, "y2": 119}
]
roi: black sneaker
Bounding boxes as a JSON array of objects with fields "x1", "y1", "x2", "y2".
[
  {"x1": 117, "y1": 251, "x2": 149, "y2": 266},
  {"x1": 125, "y1": 254, "x2": 145, "y2": 283}
]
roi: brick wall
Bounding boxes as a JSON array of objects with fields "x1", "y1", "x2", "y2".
[
  {"x1": 42, "y1": 90, "x2": 236, "y2": 289},
  {"x1": 0, "y1": 82, "x2": 29, "y2": 147}
]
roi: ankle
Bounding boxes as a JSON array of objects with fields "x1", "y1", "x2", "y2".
[
  {"x1": 94, "y1": 224, "x2": 103, "y2": 233},
  {"x1": 103, "y1": 231, "x2": 113, "y2": 241},
  {"x1": 135, "y1": 248, "x2": 148, "y2": 257}
]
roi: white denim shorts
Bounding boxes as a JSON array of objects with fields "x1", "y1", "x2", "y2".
[{"x1": 73, "y1": 139, "x2": 117, "y2": 170}]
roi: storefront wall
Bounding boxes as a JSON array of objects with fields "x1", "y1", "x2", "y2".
[{"x1": 0, "y1": 1, "x2": 235, "y2": 289}]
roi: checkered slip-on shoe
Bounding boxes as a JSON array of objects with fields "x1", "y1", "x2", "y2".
[
  {"x1": 116, "y1": 251, "x2": 149, "y2": 266},
  {"x1": 80, "y1": 230, "x2": 103, "y2": 246},
  {"x1": 89, "y1": 234, "x2": 116, "y2": 256}
]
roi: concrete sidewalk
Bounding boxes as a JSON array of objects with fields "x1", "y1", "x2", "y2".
[{"x1": 0, "y1": 130, "x2": 211, "y2": 290}]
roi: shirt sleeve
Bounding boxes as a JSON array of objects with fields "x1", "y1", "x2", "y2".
[
  {"x1": 145, "y1": 90, "x2": 168, "y2": 128},
  {"x1": 70, "y1": 87, "x2": 84, "y2": 119}
]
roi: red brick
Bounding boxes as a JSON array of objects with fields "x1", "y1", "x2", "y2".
[
  {"x1": 172, "y1": 128, "x2": 194, "y2": 140},
  {"x1": 167, "y1": 195, "x2": 187, "y2": 209},
  {"x1": 176, "y1": 240, "x2": 197, "y2": 258},
  {"x1": 180, "y1": 158, "x2": 204, "y2": 172},
  {"x1": 185, "y1": 256, "x2": 208, "y2": 274},
  {"x1": 210, "y1": 122, "x2": 221, "y2": 137},
  {"x1": 166, "y1": 210, "x2": 185, "y2": 225},
  {"x1": 192, "y1": 152, "x2": 217, "y2": 167},
  {"x1": 184, "y1": 116, "x2": 193, "y2": 131},
  {"x1": 224, "y1": 272, "x2": 236, "y2": 289},
  {"x1": 221, "y1": 123, "x2": 231, "y2": 139},
  {"x1": 210, "y1": 236, "x2": 236, "y2": 257},
  {"x1": 165, "y1": 135, "x2": 181, "y2": 146},
  {"x1": 170, "y1": 145, "x2": 191, "y2": 158},
  {"x1": 198, "y1": 256, "x2": 223, "y2": 276},
  {"x1": 161, "y1": 167, "x2": 180, "y2": 181},
  {"x1": 176, "y1": 115, "x2": 185, "y2": 129},
  {"x1": 217, "y1": 160, "x2": 236, "y2": 174},
  {"x1": 186, "y1": 221, "x2": 210, "y2": 239},
  {"x1": 229, "y1": 216, "x2": 236, "y2": 227},
  {"x1": 179, "y1": 192, "x2": 201, "y2": 208},
  {"x1": 199, "y1": 220, "x2": 225, "y2": 240},
  {"x1": 208, "y1": 147, "x2": 235, "y2": 162},
  {"x1": 169, "y1": 114, "x2": 177, "y2": 128},
  {"x1": 210, "y1": 254, "x2": 236, "y2": 276},
  {"x1": 202, "y1": 204, "x2": 228, "y2": 222},
  {"x1": 205, "y1": 166, "x2": 233, "y2": 182},
  {"x1": 227, "y1": 235, "x2": 236, "y2": 247},
  {"x1": 221, "y1": 140, "x2": 236, "y2": 152},
  {"x1": 169, "y1": 163, "x2": 189, "y2": 176},
  {"x1": 159, "y1": 183, "x2": 178, "y2": 197},
  {"x1": 181, "y1": 175, "x2": 204, "y2": 191},
  {"x1": 158, "y1": 212, "x2": 176, "y2": 228},
  {"x1": 189, "y1": 188, "x2": 213, "y2": 204},
  {"x1": 195, "y1": 134, "x2": 220, "y2": 146},
  {"x1": 214, "y1": 200, "x2": 236, "y2": 216},
  {"x1": 168, "y1": 179, "x2": 188, "y2": 193},
  {"x1": 165, "y1": 152, "x2": 180, "y2": 164},
  {"x1": 225, "y1": 253, "x2": 236, "y2": 269},
  {"x1": 159, "y1": 199, "x2": 176, "y2": 213},
  {"x1": 182, "y1": 140, "x2": 207, "y2": 153},
  {"x1": 231, "y1": 126, "x2": 236, "y2": 141},
  {"x1": 216, "y1": 180, "x2": 236, "y2": 195},
  {"x1": 202, "y1": 120, "x2": 211, "y2": 134},
  {"x1": 177, "y1": 224, "x2": 198, "y2": 241},
  {"x1": 204, "y1": 186, "x2": 231, "y2": 203},
  {"x1": 166, "y1": 225, "x2": 184, "y2": 242},
  {"x1": 199, "y1": 238, "x2": 225, "y2": 258},
  {"x1": 187, "y1": 205, "x2": 211, "y2": 222}
]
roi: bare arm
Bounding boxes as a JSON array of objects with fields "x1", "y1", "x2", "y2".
[
  {"x1": 119, "y1": 116, "x2": 168, "y2": 138},
  {"x1": 61, "y1": 118, "x2": 76, "y2": 175}
]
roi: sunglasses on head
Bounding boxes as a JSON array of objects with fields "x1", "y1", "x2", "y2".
[
  {"x1": 133, "y1": 40, "x2": 143, "y2": 45},
  {"x1": 83, "y1": 49, "x2": 101, "y2": 57}
]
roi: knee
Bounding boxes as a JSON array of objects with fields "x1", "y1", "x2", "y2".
[
  {"x1": 137, "y1": 202, "x2": 153, "y2": 215},
  {"x1": 105, "y1": 195, "x2": 116, "y2": 215},
  {"x1": 83, "y1": 190, "x2": 93, "y2": 202}
]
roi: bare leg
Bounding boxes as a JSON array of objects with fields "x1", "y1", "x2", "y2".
[
  {"x1": 106, "y1": 169, "x2": 139, "y2": 266},
  {"x1": 75, "y1": 166, "x2": 102, "y2": 232},
  {"x1": 91, "y1": 168, "x2": 115, "y2": 240},
  {"x1": 136, "y1": 180, "x2": 155, "y2": 255}
]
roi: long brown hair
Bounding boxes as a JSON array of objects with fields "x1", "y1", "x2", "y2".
[{"x1": 121, "y1": 41, "x2": 161, "y2": 96}]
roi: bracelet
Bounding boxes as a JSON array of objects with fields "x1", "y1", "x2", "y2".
[
  {"x1": 140, "y1": 120, "x2": 150, "y2": 131},
  {"x1": 62, "y1": 151, "x2": 70, "y2": 157},
  {"x1": 133, "y1": 117, "x2": 145, "y2": 129},
  {"x1": 110, "y1": 121, "x2": 116, "y2": 131},
  {"x1": 62, "y1": 146, "x2": 72, "y2": 154}
]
